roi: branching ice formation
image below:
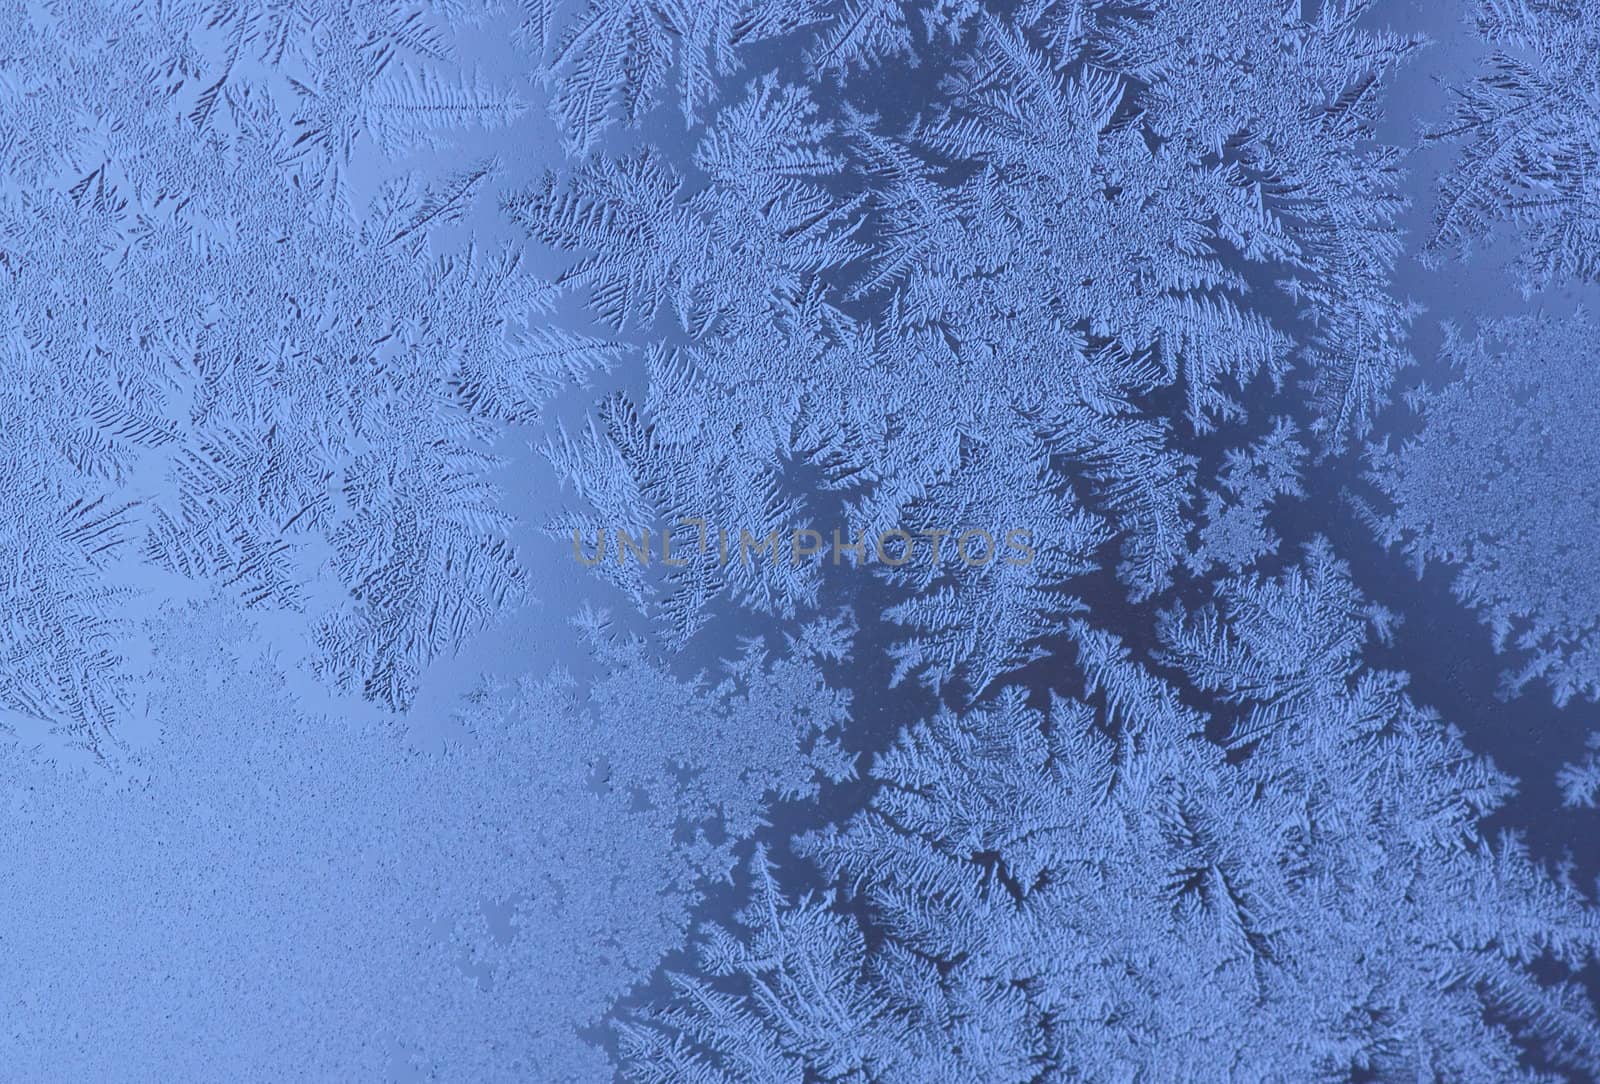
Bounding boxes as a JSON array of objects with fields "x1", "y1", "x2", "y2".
[
  {"x1": 4, "y1": 0, "x2": 1598, "y2": 1080},
  {"x1": 621, "y1": 547, "x2": 1600, "y2": 1082},
  {"x1": 1369, "y1": 314, "x2": 1600, "y2": 706}
]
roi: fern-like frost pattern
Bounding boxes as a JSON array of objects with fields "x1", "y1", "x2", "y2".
[
  {"x1": 623, "y1": 548, "x2": 1600, "y2": 1082},
  {"x1": 3, "y1": 0, "x2": 1599, "y2": 1079},
  {"x1": 1370, "y1": 314, "x2": 1600, "y2": 706}
]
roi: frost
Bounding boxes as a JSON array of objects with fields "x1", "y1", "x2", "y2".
[
  {"x1": 1426, "y1": 0, "x2": 1600, "y2": 293},
  {"x1": 1369, "y1": 314, "x2": 1600, "y2": 706},
  {"x1": 8, "y1": 1, "x2": 1596, "y2": 1078},
  {"x1": 1557, "y1": 732, "x2": 1600, "y2": 809},
  {"x1": 0, "y1": 477, "x2": 139, "y2": 747},
  {"x1": 543, "y1": 0, "x2": 825, "y2": 151},
  {"x1": 806, "y1": 0, "x2": 916, "y2": 76},
  {"x1": 1095, "y1": 0, "x2": 1423, "y2": 444},
  {"x1": 1, "y1": 0, "x2": 552, "y2": 718},
  {"x1": 1184, "y1": 418, "x2": 1307, "y2": 577},
  {"x1": 523, "y1": 0, "x2": 1420, "y2": 692},
  {"x1": 880, "y1": 436, "x2": 1108, "y2": 697},
  {"x1": 622, "y1": 546, "x2": 1600, "y2": 1082},
  {"x1": 0, "y1": 594, "x2": 856, "y2": 1080}
]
